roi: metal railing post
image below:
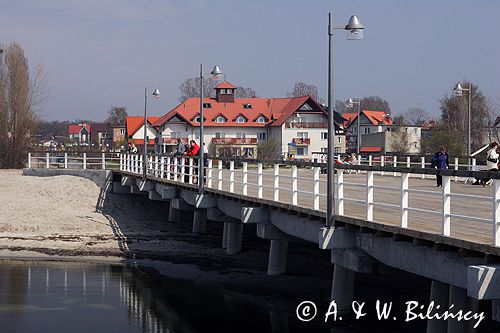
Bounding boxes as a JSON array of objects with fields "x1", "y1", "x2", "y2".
[
  {"x1": 180, "y1": 158, "x2": 185, "y2": 183},
  {"x1": 28, "y1": 153, "x2": 31, "y2": 168},
  {"x1": 406, "y1": 156, "x2": 411, "y2": 168},
  {"x1": 65, "y1": 153, "x2": 68, "y2": 169},
  {"x1": 165, "y1": 156, "x2": 170, "y2": 179},
  {"x1": 442, "y1": 175, "x2": 451, "y2": 236},
  {"x1": 83, "y1": 153, "x2": 87, "y2": 170},
  {"x1": 46, "y1": 152, "x2": 50, "y2": 169},
  {"x1": 393, "y1": 156, "x2": 397, "y2": 177},
  {"x1": 274, "y1": 164, "x2": 279, "y2": 202},
  {"x1": 102, "y1": 153, "x2": 106, "y2": 170},
  {"x1": 242, "y1": 162, "x2": 248, "y2": 195},
  {"x1": 313, "y1": 166, "x2": 320, "y2": 210},
  {"x1": 218, "y1": 160, "x2": 223, "y2": 190},
  {"x1": 337, "y1": 169, "x2": 344, "y2": 215},
  {"x1": 421, "y1": 157, "x2": 425, "y2": 179},
  {"x1": 401, "y1": 172, "x2": 409, "y2": 228},
  {"x1": 173, "y1": 158, "x2": 178, "y2": 181},
  {"x1": 380, "y1": 156, "x2": 385, "y2": 176},
  {"x1": 368, "y1": 155, "x2": 373, "y2": 166},
  {"x1": 472, "y1": 158, "x2": 476, "y2": 171},
  {"x1": 292, "y1": 165, "x2": 298, "y2": 205},
  {"x1": 494, "y1": 179, "x2": 500, "y2": 247},
  {"x1": 207, "y1": 159, "x2": 213, "y2": 188},
  {"x1": 188, "y1": 158, "x2": 194, "y2": 184},
  {"x1": 366, "y1": 170, "x2": 374, "y2": 221},
  {"x1": 257, "y1": 162, "x2": 263, "y2": 199},
  {"x1": 454, "y1": 157, "x2": 459, "y2": 182},
  {"x1": 229, "y1": 160, "x2": 235, "y2": 193}
]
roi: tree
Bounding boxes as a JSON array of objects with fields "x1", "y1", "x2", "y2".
[
  {"x1": 390, "y1": 127, "x2": 411, "y2": 153},
  {"x1": 235, "y1": 86, "x2": 257, "y2": 98},
  {"x1": 0, "y1": 42, "x2": 47, "y2": 168},
  {"x1": 360, "y1": 96, "x2": 391, "y2": 114},
  {"x1": 178, "y1": 77, "x2": 219, "y2": 102},
  {"x1": 404, "y1": 107, "x2": 429, "y2": 126},
  {"x1": 440, "y1": 81, "x2": 491, "y2": 153},
  {"x1": 421, "y1": 128, "x2": 465, "y2": 158},
  {"x1": 392, "y1": 113, "x2": 405, "y2": 125},
  {"x1": 286, "y1": 82, "x2": 324, "y2": 104},
  {"x1": 257, "y1": 139, "x2": 282, "y2": 160},
  {"x1": 334, "y1": 100, "x2": 347, "y2": 114},
  {"x1": 106, "y1": 106, "x2": 127, "y2": 127}
]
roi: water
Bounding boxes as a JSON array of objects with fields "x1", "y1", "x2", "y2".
[{"x1": 0, "y1": 260, "x2": 327, "y2": 333}]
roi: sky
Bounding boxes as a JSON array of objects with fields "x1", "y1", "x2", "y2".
[{"x1": 0, "y1": 0, "x2": 499, "y2": 121}]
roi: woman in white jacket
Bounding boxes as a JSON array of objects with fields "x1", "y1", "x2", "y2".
[{"x1": 481, "y1": 142, "x2": 498, "y2": 186}]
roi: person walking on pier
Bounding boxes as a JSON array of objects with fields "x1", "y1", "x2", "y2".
[
  {"x1": 431, "y1": 145, "x2": 449, "y2": 187},
  {"x1": 184, "y1": 140, "x2": 200, "y2": 183},
  {"x1": 480, "y1": 142, "x2": 499, "y2": 187}
]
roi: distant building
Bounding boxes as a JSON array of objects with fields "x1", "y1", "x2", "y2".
[
  {"x1": 68, "y1": 124, "x2": 91, "y2": 144},
  {"x1": 343, "y1": 110, "x2": 393, "y2": 153},
  {"x1": 112, "y1": 126, "x2": 126, "y2": 148},
  {"x1": 90, "y1": 123, "x2": 112, "y2": 150},
  {"x1": 421, "y1": 120, "x2": 439, "y2": 141},
  {"x1": 360, "y1": 124, "x2": 421, "y2": 155},
  {"x1": 126, "y1": 116, "x2": 160, "y2": 153},
  {"x1": 152, "y1": 81, "x2": 346, "y2": 160}
]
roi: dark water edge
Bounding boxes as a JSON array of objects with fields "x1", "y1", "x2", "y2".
[{"x1": 0, "y1": 259, "x2": 498, "y2": 333}]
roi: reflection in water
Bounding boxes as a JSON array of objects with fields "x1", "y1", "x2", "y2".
[{"x1": 0, "y1": 260, "x2": 328, "y2": 333}]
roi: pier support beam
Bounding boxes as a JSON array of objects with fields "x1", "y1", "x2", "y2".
[
  {"x1": 226, "y1": 223, "x2": 243, "y2": 255},
  {"x1": 168, "y1": 207, "x2": 179, "y2": 223},
  {"x1": 192, "y1": 209, "x2": 207, "y2": 234},
  {"x1": 267, "y1": 239, "x2": 288, "y2": 276},
  {"x1": 331, "y1": 265, "x2": 355, "y2": 314},
  {"x1": 426, "y1": 281, "x2": 449, "y2": 333},
  {"x1": 447, "y1": 286, "x2": 477, "y2": 333},
  {"x1": 222, "y1": 222, "x2": 229, "y2": 249}
]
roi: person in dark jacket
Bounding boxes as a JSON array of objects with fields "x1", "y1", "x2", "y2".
[{"x1": 431, "y1": 146, "x2": 449, "y2": 187}]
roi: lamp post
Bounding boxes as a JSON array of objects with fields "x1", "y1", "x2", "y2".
[
  {"x1": 453, "y1": 82, "x2": 472, "y2": 168},
  {"x1": 326, "y1": 13, "x2": 364, "y2": 228},
  {"x1": 143, "y1": 87, "x2": 160, "y2": 179},
  {"x1": 199, "y1": 64, "x2": 222, "y2": 193},
  {"x1": 346, "y1": 97, "x2": 361, "y2": 155}
]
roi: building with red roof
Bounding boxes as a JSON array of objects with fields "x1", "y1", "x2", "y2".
[
  {"x1": 126, "y1": 116, "x2": 160, "y2": 152},
  {"x1": 342, "y1": 110, "x2": 393, "y2": 153},
  {"x1": 153, "y1": 81, "x2": 346, "y2": 159},
  {"x1": 68, "y1": 123, "x2": 91, "y2": 144}
]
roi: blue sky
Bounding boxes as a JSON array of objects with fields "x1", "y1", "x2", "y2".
[{"x1": 1, "y1": 0, "x2": 498, "y2": 121}]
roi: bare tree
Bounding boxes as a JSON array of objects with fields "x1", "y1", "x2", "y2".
[
  {"x1": 0, "y1": 42, "x2": 47, "y2": 168},
  {"x1": 235, "y1": 86, "x2": 257, "y2": 98},
  {"x1": 257, "y1": 139, "x2": 282, "y2": 160},
  {"x1": 360, "y1": 95, "x2": 391, "y2": 114},
  {"x1": 404, "y1": 107, "x2": 429, "y2": 126},
  {"x1": 440, "y1": 81, "x2": 491, "y2": 152},
  {"x1": 106, "y1": 106, "x2": 127, "y2": 127},
  {"x1": 286, "y1": 82, "x2": 324, "y2": 104},
  {"x1": 390, "y1": 127, "x2": 410, "y2": 153},
  {"x1": 334, "y1": 100, "x2": 347, "y2": 114},
  {"x1": 178, "y1": 77, "x2": 219, "y2": 102}
]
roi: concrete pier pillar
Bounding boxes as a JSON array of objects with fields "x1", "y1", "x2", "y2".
[
  {"x1": 226, "y1": 223, "x2": 243, "y2": 255},
  {"x1": 269, "y1": 312, "x2": 289, "y2": 333},
  {"x1": 222, "y1": 222, "x2": 229, "y2": 249},
  {"x1": 447, "y1": 286, "x2": 473, "y2": 333},
  {"x1": 168, "y1": 207, "x2": 179, "y2": 223},
  {"x1": 331, "y1": 265, "x2": 355, "y2": 314},
  {"x1": 192, "y1": 209, "x2": 207, "y2": 234},
  {"x1": 267, "y1": 239, "x2": 288, "y2": 276},
  {"x1": 426, "y1": 280, "x2": 449, "y2": 333}
]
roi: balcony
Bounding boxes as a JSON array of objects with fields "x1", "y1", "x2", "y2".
[
  {"x1": 292, "y1": 138, "x2": 311, "y2": 145},
  {"x1": 162, "y1": 137, "x2": 188, "y2": 145},
  {"x1": 211, "y1": 138, "x2": 258, "y2": 145},
  {"x1": 285, "y1": 122, "x2": 328, "y2": 129}
]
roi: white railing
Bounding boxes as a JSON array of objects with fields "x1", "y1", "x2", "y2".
[{"x1": 28, "y1": 152, "x2": 122, "y2": 170}]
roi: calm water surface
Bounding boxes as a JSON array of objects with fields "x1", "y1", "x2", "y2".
[{"x1": 0, "y1": 260, "x2": 328, "y2": 333}]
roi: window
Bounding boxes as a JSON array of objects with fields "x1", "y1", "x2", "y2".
[
  {"x1": 364, "y1": 127, "x2": 371, "y2": 134},
  {"x1": 215, "y1": 132, "x2": 225, "y2": 139},
  {"x1": 194, "y1": 116, "x2": 201, "y2": 123},
  {"x1": 256, "y1": 115, "x2": 266, "y2": 123},
  {"x1": 321, "y1": 147, "x2": 328, "y2": 153},
  {"x1": 215, "y1": 116, "x2": 226, "y2": 123},
  {"x1": 413, "y1": 128, "x2": 418, "y2": 134},
  {"x1": 296, "y1": 147, "x2": 308, "y2": 156},
  {"x1": 227, "y1": 89, "x2": 233, "y2": 95},
  {"x1": 120, "y1": 128, "x2": 125, "y2": 136},
  {"x1": 236, "y1": 116, "x2": 247, "y2": 123},
  {"x1": 243, "y1": 103, "x2": 252, "y2": 109},
  {"x1": 297, "y1": 132, "x2": 308, "y2": 139},
  {"x1": 413, "y1": 142, "x2": 418, "y2": 148},
  {"x1": 203, "y1": 103, "x2": 212, "y2": 108},
  {"x1": 220, "y1": 89, "x2": 226, "y2": 95},
  {"x1": 321, "y1": 132, "x2": 327, "y2": 140},
  {"x1": 195, "y1": 132, "x2": 200, "y2": 140},
  {"x1": 337, "y1": 137, "x2": 341, "y2": 143},
  {"x1": 170, "y1": 132, "x2": 181, "y2": 138},
  {"x1": 236, "y1": 132, "x2": 246, "y2": 139},
  {"x1": 258, "y1": 133, "x2": 266, "y2": 140}
]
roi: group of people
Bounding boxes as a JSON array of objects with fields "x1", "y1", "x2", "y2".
[{"x1": 431, "y1": 142, "x2": 499, "y2": 187}]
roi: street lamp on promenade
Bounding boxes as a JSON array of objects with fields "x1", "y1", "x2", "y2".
[
  {"x1": 143, "y1": 87, "x2": 161, "y2": 179},
  {"x1": 453, "y1": 82, "x2": 472, "y2": 168},
  {"x1": 326, "y1": 13, "x2": 365, "y2": 228},
  {"x1": 199, "y1": 64, "x2": 222, "y2": 193},
  {"x1": 346, "y1": 97, "x2": 361, "y2": 155}
]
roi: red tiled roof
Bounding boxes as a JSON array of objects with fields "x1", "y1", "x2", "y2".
[
  {"x1": 360, "y1": 146, "x2": 383, "y2": 153},
  {"x1": 153, "y1": 96, "x2": 326, "y2": 128},
  {"x1": 215, "y1": 81, "x2": 237, "y2": 89},
  {"x1": 126, "y1": 116, "x2": 160, "y2": 136},
  {"x1": 344, "y1": 110, "x2": 393, "y2": 127},
  {"x1": 68, "y1": 124, "x2": 91, "y2": 135}
]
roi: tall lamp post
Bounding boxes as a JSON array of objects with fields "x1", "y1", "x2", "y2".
[
  {"x1": 327, "y1": 13, "x2": 365, "y2": 228},
  {"x1": 346, "y1": 97, "x2": 361, "y2": 155},
  {"x1": 199, "y1": 64, "x2": 222, "y2": 193},
  {"x1": 453, "y1": 82, "x2": 472, "y2": 168},
  {"x1": 143, "y1": 87, "x2": 161, "y2": 179}
]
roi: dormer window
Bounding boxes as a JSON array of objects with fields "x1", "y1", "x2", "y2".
[
  {"x1": 227, "y1": 89, "x2": 233, "y2": 95},
  {"x1": 236, "y1": 116, "x2": 247, "y2": 123},
  {"x1": 256, "y1": 116, "x2": 267, "y2": 123},
  {"x1": 194, "y1": 116, "x2": 201, "y2": 123},
  {"x1": 203, "y1": 103, "x2": 212, "y2": 108},
  {"x1": 243, "y1": 103, "x2": 252, "y2": 109},
  {"x1": 215, "y1": 115, "x2": 226, "y2": 123},
  {"x1": 220, "y1": 89, "x2": 226, "y2": 95}
]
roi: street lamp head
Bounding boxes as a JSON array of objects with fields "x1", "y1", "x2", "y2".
[
  {"x1": 211, "y1": 65, "x2": 223, "y2": 78},
  {"x1": 346, "y1": 98, "x2": 355, "y2": 107},
  {"x1": 345, "y1": 15, "x2": 364, "y2": 40},
  {"x1": 152, "y1": 88, "x2": 161, "y2": 99},
  {"x1": 453, "y1": 83, "x2": 463, "y2": 97}
]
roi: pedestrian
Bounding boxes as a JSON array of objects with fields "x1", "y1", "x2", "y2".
[
  {"x1": 480, "y1": 142, "x2": 499, "y2": 187},
  {"x1": 184, "y1": 140, "x2": 200, "y2": 183},
  {"x1": 431, "y1": 145, "x2": 449, "y2": 187},
  {"x1": 130, "y1": 143, "x2": 138, "y2": 154}
]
